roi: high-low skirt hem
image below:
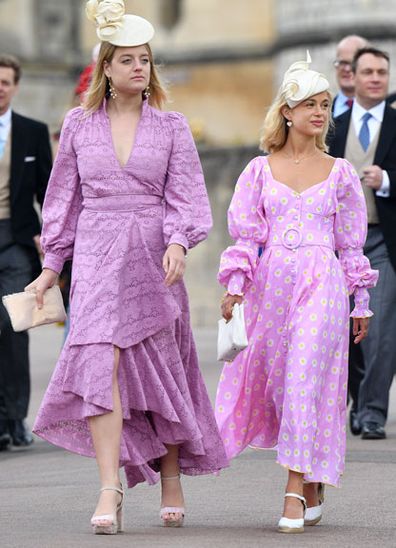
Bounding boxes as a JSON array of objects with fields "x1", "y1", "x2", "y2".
[{"x1": 33, "y1": 320, "x2": 228, "y2": 488}]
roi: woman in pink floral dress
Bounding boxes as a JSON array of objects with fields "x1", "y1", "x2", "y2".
[
  {"x1": 26, "y1": 1, "x2": 227, "y2": 535},
  {"x1": 217, "y1": 53, "x2": 378, "y2": 533}
]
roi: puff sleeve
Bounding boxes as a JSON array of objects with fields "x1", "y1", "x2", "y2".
[
  {"x1": 218, "y1": 156, "x2": 268, "y2": 295},
  {"x1": 163, "y1": 113, "x2": 212, "y2": 251},
  {"x1": 41, "y1": 108, "x2": 83, "y2": 274},
  {"x1": 334, "y1": 159, "x2": 379, "y2": 317}
]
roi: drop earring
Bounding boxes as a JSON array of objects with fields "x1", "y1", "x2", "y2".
[
  {"x1": 286, "y1": 120, "x2": 292, "y2": 127},
  {"x1": 108, "y1": 78, "x2": 117, "y2": 100},
  {"x1": 143, "y1": 86, "x2": 151, "y2": 99}
]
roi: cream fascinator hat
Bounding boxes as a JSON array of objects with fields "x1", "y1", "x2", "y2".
[
  {"x1": 281, "y1": 51, "x2": 329, "y2": 108},
  {"x1": 86, "y1": 0, "x2": 154, "y2": 46}
]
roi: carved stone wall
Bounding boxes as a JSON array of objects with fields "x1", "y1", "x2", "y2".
[
  {"x1": 34, "y1": 0, "x2": 81, "y2": 62},
  {"x1": 276, "y1": 0, "x2": 396, "y2": 35},
  {"x1": 274, "y1": 0, "x2": 396, "y2": 95}
]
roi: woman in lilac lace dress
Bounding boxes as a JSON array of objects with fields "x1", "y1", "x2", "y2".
[
  {"x1": 27, "y1": 3, "x2": 227, "y2": 534},
  {"x1": 217, "y1": 54, "x2": 378, "y2": 533}
]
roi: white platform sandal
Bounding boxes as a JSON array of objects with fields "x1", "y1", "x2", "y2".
[
  {"x1": 160, "y1": 475, "x2": 185, "y2": 527},
  {"x1": 90, "y1": 484, "x2": 124, "y2": 535},
  {"x1": 278, "y1": 493, "x2": 306, "y2": 534},
  {"x1": 305, "y1": 483, "x2": 325, "y2": 526}
]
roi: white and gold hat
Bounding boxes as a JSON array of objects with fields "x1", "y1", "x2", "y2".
[
  {"x1": 86, "y1": 0, "x2": 154, "y2": 46},
  {"x1": 281, "y1": 51, "x2": 329, "y2": 108}
]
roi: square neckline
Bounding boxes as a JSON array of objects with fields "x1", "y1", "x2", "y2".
[{"x1": 265, "y1": 155, "x2": 339, "y2": 196}]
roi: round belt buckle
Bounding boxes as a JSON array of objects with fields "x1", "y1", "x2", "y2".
[{"x1": 282, "y1": 227, "x2": 302, "y2": 249}]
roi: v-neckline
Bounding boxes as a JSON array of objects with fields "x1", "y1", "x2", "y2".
[
  {"x1": 104, "y1": 99, "x2": 146, "y2": 170},
  {"x1": 265, "y1": 156, "x2": 339, "y2": 196}
]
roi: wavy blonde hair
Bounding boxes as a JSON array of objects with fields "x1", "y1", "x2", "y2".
[
  {"x1": 84, "y1": 41, "x2": 167, "y2": 112},
  {"x1": 260, "y1": 89, "x2": 333, "y2": 154}
]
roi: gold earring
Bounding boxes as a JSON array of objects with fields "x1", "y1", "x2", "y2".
[
  {"x1": 108, "y1": 78, "x2": 117, "y2": 99},
  {"x1": 143, "y1": 86, "x2": 151, "y2": 99}
]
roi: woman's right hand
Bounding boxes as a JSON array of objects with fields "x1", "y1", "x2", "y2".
[
  {"x1": 221, "y1": 293, "x2": 243, "y2": 321},
  {"x1": 25, "y1": 268, "x2": 59, "y2": 309}
]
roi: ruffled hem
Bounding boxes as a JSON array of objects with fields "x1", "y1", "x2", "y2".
[
  {"x1": 218, "y1": 239, "x2": 259, "y2": 294},
  {"x1": 350, "y1": 308, "x2": 374, "y2": 318},
  {"x1": 33, "y1": 322, "x2": 228, "y2": 487},
  {"x1": 338, "y1": 248, "x2": 379, "y2": 294}
]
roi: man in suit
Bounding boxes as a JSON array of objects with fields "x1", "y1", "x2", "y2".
[
  {"x1": 328, "y1": 46, "x2": 396, "y2": 440},
  {"x1": 332, "y1": 35, "x2": 368, "y2": 118},
  {"x1": 0, "y1": 54, "x2": 52, "y2": 450}
]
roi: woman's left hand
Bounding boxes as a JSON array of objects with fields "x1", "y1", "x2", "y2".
[
  {"x1": 162, "y1": 244, "x2": 186, "y2": 286},
  {"x1": 352, "y1": 317, "x2": 370, "y2": 344}
]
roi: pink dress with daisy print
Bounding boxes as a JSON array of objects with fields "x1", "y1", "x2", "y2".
[{"x1": 216, "y1": 155, "x2": 378, "y2": 486}]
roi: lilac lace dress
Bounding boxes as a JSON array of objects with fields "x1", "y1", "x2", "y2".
[{"x1": 33, "y1": 100, "x2": 228, "y2": 487}]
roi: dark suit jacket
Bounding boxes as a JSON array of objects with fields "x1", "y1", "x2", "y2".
[
  {"x1": 10, "y1": 112, "x2": 52, "y2": 274},
  {"x1": 386, "y1": 91, "x2": 396, "y2": 105},
  {"x1": 328, "y1": 105, "x2": 396, "y2": 271}
]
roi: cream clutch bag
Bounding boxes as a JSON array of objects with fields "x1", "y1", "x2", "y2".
[
  {"x1": 217, "y1": 303, "x2": 248, "y2": 362},
  {"x1": 2, "y1": 285, "x2": 67, "y2": 332}
]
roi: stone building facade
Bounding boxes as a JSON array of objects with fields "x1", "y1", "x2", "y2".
[{"x1": 274, "y1": 0, "x2": 396, "y2": 93}]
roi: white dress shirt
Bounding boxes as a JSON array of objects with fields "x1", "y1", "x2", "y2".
[
  {"x1": 351, "y1": 100, "x2": 390, "y2": 197},
  {"x1": 333, "y1": 91, "x2": 353, "y2": 118},
  {"x1": 0, "y1": 108, "x2": 12, "y2": 158}
]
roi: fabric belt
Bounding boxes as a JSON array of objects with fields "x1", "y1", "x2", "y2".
[
  {"x1": 266, "y1": 226, "x2": 334, "y2": 250},
  {"x1": 82, "y1": 194, "x2": 163, "y2": 212}
]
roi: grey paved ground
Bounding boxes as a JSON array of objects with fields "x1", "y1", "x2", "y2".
[{"x1": 1, "y1": 325, "x2": 396, "y2": 548}]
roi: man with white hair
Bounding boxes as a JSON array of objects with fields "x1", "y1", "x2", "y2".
[{"x1": 332, "y1": 35, "x2": 368, "y2": 118}]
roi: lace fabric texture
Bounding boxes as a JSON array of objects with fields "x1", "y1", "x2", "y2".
[
  {"x1": 33, "y1": 100, "x2": 228, "y2": 486},
  {"x1": 216, "y1": 156, "x2": 378, "y2": 487}
]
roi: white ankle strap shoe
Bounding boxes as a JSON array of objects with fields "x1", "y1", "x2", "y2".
[
  {"x1": 305, "y1": 483, "x2": 325, "y2": 526},
  {"x1": 278, "y1": 492, "x2": 306, "y2": 534}
]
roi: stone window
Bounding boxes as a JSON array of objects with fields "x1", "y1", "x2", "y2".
[{"x1": 159, "y1": 0, "x2": 183, "y2": 31}]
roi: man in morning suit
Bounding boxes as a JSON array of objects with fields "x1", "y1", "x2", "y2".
[
  {"x1": 0, "y1": 54, "x2": 52, "y2": 450},
  {"x1": 332, "y1": 35, "x2": 368, "y2": 118},
  {"x1": 328, "y1": 47, "x2": 396, "y2": 440}
]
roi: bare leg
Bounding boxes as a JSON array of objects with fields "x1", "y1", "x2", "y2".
[
  {"x1": 282, "y1": 470, "x2": 305, "y2": 519},
  {"x1": 160, "y1": 444, "x2": 184, "y2": 521},
  {"x1": 89, "y1": 347, "x2": 123, "y2": 523},
  {"x1": 303, "y1": 482, "x2": 320, "y2": 508}
]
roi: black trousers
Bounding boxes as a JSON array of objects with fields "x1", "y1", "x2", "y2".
[
  {"x1": 348, "y1": 313, "x2": 365, "y2": 409},
  {"x1": 0, "y1": 220, "x2": 33, "y2": 420}
]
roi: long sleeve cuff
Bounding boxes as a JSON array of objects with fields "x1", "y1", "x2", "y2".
[
  {"x1": 226, "y1": 271, "x2": 245, "y2": 296},
  {"x1": 376, "y1": 170, "x2": 391, "y2": 198},
  {"x1": 42, "y1": 253, "x2": 65, "y2": 275},
  {"x1": 350, "y1": 287, "x2": 374, "y2": 318},
  {"x1": 168, "y1": 232, "x2": 189, "y2": 253}
]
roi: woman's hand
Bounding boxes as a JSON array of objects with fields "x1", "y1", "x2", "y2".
[
  {"x1": 221, "y1": 293, "x2": 243, "y2": 321},
  {"x1": 352, "y1": 317, "x2": 369, "y2": 344},
  {"x1": 162, "y1": 244, "x2": 186, "y2": 286},
  {"x1": 25, "y1": 268, "x2": 59, "y2": 309}
]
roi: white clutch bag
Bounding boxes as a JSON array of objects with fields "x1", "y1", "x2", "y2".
[
  {"x1": 217, "y1": 303, "x2": 248, "y2": 362},
  {"x1": 2, "y1": 285, "x2": 67, "y2": 332}
]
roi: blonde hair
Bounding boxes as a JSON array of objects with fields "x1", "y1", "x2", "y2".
[
  {"x1": 260, "y1": 90, "x2": 333, "y2": 154},
  {"x1": 84, "y1": 42, "x2": 167, "y2": 112}
]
